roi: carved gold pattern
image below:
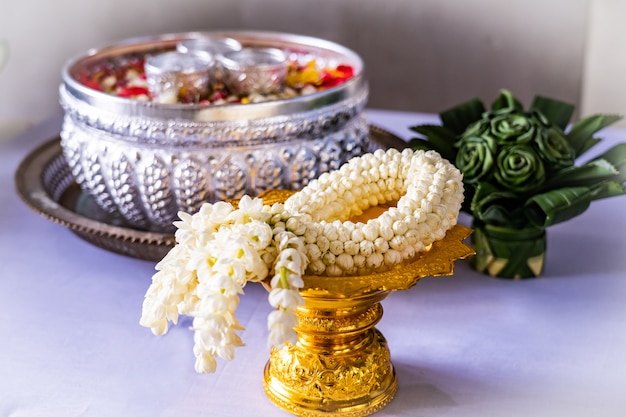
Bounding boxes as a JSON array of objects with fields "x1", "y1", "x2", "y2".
[
  {"x1": 295, "y1": 302, "x2": 382, "y2": 334},
  {"x1": 261, "y1": 192, "x2": 475, "y2": 416},
  {"x1": 264, "y1": 291, "x2": 398, "y2": 417}
]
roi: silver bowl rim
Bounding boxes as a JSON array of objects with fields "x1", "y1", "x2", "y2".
[{"x1": 61, "y1": 30, "x2": 366, "y2": 122}]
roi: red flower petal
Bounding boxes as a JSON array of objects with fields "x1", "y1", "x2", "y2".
[{"x1": 117, "y1": 86, "x2": 150, "y2": 97}]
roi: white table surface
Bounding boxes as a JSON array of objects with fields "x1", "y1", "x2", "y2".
[{"x1": 2, "y1": 109, "x2": 626, "y2": 417}]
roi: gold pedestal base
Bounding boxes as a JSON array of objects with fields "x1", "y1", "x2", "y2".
[
  {"x1": 263, "y1": 224, "x2": 474, "y2": 416},
  {"x1": 264, "y1": 291, "x2": 397, "y2": 417}
]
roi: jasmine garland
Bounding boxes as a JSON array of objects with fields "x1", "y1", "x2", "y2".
[{"x1": 140, "y1": 147, "x2": 464, "y2": 373}]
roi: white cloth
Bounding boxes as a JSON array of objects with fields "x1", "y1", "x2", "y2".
[{"x1": 1, "y1": 109, "x2": 625, "y2": 417}]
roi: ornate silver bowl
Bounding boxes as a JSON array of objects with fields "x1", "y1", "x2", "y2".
[{"x1": 59, "y1": 31, "x2": 369, "y2": 232}]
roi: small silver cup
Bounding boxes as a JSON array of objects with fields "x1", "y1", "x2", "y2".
[
  {"x1": 219, "y1": 47, "x2": 288, "y2": 96},
  {"x1": 144, "y1": 50, "x2": 214, "y2": 103},
  {"x1": 177, "y1": 37, "x2": 242, "y2": 87},
  {"x1": 177, "y1": 36, "x2": 242, "y2": 57}
]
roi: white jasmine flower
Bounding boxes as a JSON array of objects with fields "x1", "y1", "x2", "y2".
[
  {"x1": 325, "y1": 264, "x2": 344, "y2": 276},
  {"x1": 268, "y1": 288, "x2": 303, "y2": 310},
  {"x1": 359, "y1": 240, "x2": 375, "y2": 257},
  {"x1": 308, "y1": 259, "x2": 326, "y2": 275},
  {"x1": 336, "y1": 253, "x2": 355, "y2": 271},
  {"x1": 228, "y1": 196, "x2": 269, "y2": 223},
  {"x1": 366, "y1": 252, "x2": 384, "y2": 269},
  {"x1": 243, "y1": 221, "x2": 274, "y2": 249},
  {"x1": 269, "y1": 268, "x2": 304, "y2": 289},
  {"x1": 267, "y1": 309, "x2": 298, "y2": 349},
  {"x1": 187, "y1": 246, "x2": 217, "y2": 282},
  {"x1": 329, "y1": 240, "x2": 343, "y2": 256},
  {"x1": 322, "y1": 252, "x2": 336, "y2": 266},
  {"x1": 344, "y1": 240, "x2": 359, "y2": 256},
  {"x1": 267, "y1": 319, "x2": 298, "y2": 349},
  {"x1": 315, "y1": 235, "x2": 330, "y2": 253},
  {"x1": 194, "y1": 350, "x2": 218, "y2": 374}
]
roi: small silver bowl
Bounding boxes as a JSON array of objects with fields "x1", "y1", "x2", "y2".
[
  {"x1": 176, "y1": 36, "x2": 242, "y2": 56},
  {"x1": 144, "y1": 50, "x2": 214, "y2": 103},
  {"x1": 220, "y1": 47, "x2": 288, "y2": 96},
  {"x1": 59, "y1": 31, "x2": 369, "y2": 233},
  {"x1": 177, "y1": 36, "x2": 242, "y2": 86}
]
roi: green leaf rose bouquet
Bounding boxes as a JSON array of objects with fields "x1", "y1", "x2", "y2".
[{"x1": 410, "y1": 90, "x2": 626, "y2": 278}]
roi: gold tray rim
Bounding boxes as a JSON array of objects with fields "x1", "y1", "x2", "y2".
[{"x1": 14, "y1": 125, "x2": 408, "y2": 262}]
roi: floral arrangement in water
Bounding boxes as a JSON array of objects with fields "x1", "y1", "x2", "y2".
[
  {"x1": 410, "y1": 89, "x2": 626, "y2": 278},
  {"x1": 77, "y1": 52, "x2": 354, "y2": 104},
  {"x1": 140, "y1": 147, "x2": 464, "y2": 373}
]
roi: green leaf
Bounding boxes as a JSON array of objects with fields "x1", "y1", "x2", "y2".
[
  {"x1": 439, "y1": 98, "x2": 486, "y2": 135},
  {"x1": 491, "y1": 89, "x2": 523, "y2": 113},
  {"x1": 471, "y1": 222, "x2": 546, "y2": 279},
  {"x1": 408, "y1": 124, "x2": 458, "y2": 161},
  {"x1": 407, "y1": 138, "x2": 434, "y2": 152},
  {"x1": 530, "y1": 95, "x2": 575, "y2": 130},
  {"x1": 524, "y1": 187, "x2": 592, "y2": 227},
  {"x1": 478, "y1": 204, "x2": 524, "y2": 226},
  {"x1": 470, "y1": 183, "x2": 527, "y2": 227},
  {"x1": 590, "y1": 143, "x2": 626, "y2": 181},
  {"x1": 588, "y1": 181, "x2": 626, "y2": 200},
  {"x1": 566, "y1": 114, "x2": 622, "y2": 157},
  {"x1": 541, "y1": 159, "x2": 619, "y2": 189}
]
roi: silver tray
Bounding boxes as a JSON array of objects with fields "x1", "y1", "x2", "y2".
[{"x1": 15, "y1": 125, "x2": 406, "y2": 262}]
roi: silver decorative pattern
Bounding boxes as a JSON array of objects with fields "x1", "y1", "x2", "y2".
[
  {"x1": 139, "y1": 154, "x2": 177, "y2": 229},
  {"x1": 109, "y1": 153, "x2": 148, "y2": 228},
  {"x1": 252, "y1": 153, "x2": 284, "y2": 193},
  {"x1": 172, "y1": 158, "x2": 211, "y2": 216},
  {"x1": 60, "y1": 112, "x2": 369, "y2": 232}
]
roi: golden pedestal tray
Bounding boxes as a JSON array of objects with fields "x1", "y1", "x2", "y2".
[{"x1": 263, "y1": 224, "x2": 474, "y2": 417}]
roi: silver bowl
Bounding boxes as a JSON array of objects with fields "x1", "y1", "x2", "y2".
[{"x1": 59, "y1": 31, "x2": 369, "y2": 233}]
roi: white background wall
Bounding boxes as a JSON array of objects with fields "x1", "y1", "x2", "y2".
[
  {"x1": 1, "y1": 0, "x2": 620, "y2": 142},
  {"x1": 581, "y1": 0, "x2": 626, "y2": 123}
]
